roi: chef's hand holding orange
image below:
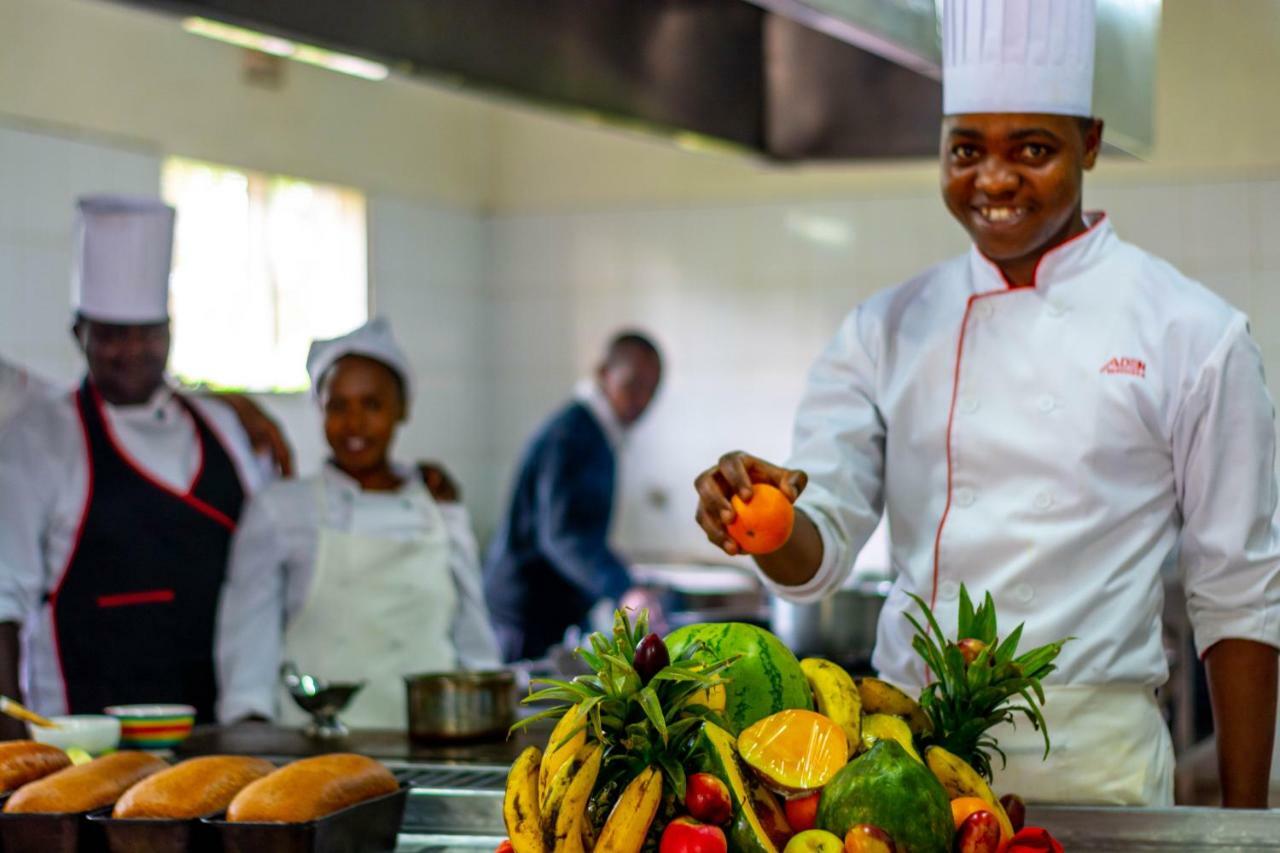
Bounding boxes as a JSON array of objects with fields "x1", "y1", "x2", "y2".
[{"x1": 695, "y1": 452, "x2": 815, "y2": 569}]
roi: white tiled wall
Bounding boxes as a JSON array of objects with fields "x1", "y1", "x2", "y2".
[
  {"x1": 3, "y1": 118, "x2": 1277, "y2": 556},
  {"x1": 0, "y1": 124, "x2": 161, "y2": 384},
  {"x1": 486, "y1": 177, "x2": 1280, "y2": 561}
]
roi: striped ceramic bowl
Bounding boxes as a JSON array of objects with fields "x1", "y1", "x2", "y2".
[{"x1": 103, "y1": 704, "x2": 196, "y2": 750}]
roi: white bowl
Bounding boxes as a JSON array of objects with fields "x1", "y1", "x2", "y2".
[{"x1": 29, "y1": 714, "x2": 121, "y2": 754}]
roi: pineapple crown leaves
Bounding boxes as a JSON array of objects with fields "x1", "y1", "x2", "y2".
[
  {"x1": 510, "y1": 608, "x2": 740, "y2": 801},
  {"x1": 905, "y1": 586, "x2": 1072, "y2": 781}
]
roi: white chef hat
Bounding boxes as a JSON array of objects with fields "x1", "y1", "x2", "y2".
[
  {"x1": 943, "y1": 0, "x2": 1097, "y2": 117},
  {"x1": 71, "y1": 195, "x2": 176, "y2": 324},
  {"x1": 306, "y1": 317, "x2": 414, "y2": 408}
]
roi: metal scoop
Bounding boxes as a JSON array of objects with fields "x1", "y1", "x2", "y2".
[{"x1": 280, "y1": 662, "x2": 364, "y2": 740}]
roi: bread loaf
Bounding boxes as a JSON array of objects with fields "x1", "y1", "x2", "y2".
[
  {"x1": 0, "y1": 741, "x2": 72, "y2": 792},
  {"x1": 4, "y1": 751, "x2": 166, "y2": 814},
  {"x1": 112, "y1": 755, "x2": 275, "y2": 819},
  {"x1": 226, "y1": 754, "x2": 397, "y2": 823}
]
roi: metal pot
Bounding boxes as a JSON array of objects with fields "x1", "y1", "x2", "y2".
[
  {"x1": 404, "y1": 670, "x2": 516, "y2": 743},
  {"x1": 769, "y1": 576, "x2": 891, "y2": 674}
]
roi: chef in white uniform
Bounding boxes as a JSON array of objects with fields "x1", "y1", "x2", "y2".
[
  {"x1": 695, "y1": 0, "x2": 1279, "y2": 808},
  {"x1": 0, "y1": 358, "x2": 56, "y2": 432},
  {"x1": 0, "y1": 196, "x2": 269, "y2": 733},
  {"x1": 215, "y1": 318, "x2": 500, "y2": 729}
]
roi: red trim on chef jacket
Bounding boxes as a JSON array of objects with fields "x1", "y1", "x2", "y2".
[
  {"x1": 47, "y1": 388, "x2": 96, "y2": 713},
  {"x1": 96, "y1": 589, "x2": 176, "y2": 608},
  {"x1": 978, "y1": 212, "x2": 1109, "y2": 290},
  {"x1": 88, "y1": 384, "x2": 234, "y2": 531}
]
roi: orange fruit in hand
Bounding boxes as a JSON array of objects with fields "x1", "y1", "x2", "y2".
[{"x1": 727, "y1": 483, "x2": 795, "y2": 554}]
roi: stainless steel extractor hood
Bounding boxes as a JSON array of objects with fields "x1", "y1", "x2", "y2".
[{"x1": 104, "y1": 0, "x2": 1157, "y2": 160}]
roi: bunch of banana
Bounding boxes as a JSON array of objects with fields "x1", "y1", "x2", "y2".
[
  {"x1": 924, "y1": 745, "x2": 1015, "y2": 839},
  {"x1": 504, "y1": 741, "x2": 663, "y2": 853},
  {"x1": 800, "y1": 658, "x2": 862, "y2": 758},
  {"x1": 856, "y1": 676, "x2": 933, "y2": 736}
]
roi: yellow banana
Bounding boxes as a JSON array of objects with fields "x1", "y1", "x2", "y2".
[
  {"x1": 924, "y1": 746, "x2": 1014, "y2": 840},
  {"x1": 801, "y1": 658, "x2": 862, "y2": 757},
  {"x1": 593, "y1": 766, "x2": 664, "y2": 853},
  {"x1": 861, "y1": 713, "x2": 923, "y2": 763},
  {"x1": 856, "y1": 677, "x2": 932, "y2": 736},
  {"x1": 540, "y1": 741, "x2": 591, "y2": 824},
  {"x1": 503, "y1": 746, "x2": 546, "y2": 853},
  {"x1": 541, "y1": 703, "x2": 588, "y2": 795},
  {"x1": 549, "y1": 743, "x2": 602, "y2": 853}
]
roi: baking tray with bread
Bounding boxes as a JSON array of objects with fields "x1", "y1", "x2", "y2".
[{"x1": 0, "y1": 741, "x2": 406, "y2": 853}]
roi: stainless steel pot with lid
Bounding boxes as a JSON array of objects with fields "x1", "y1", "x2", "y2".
[
  {"x1": 769, "y1": 575, "x2": 892, "y2": 675},
  {"x1": 404, "y1": 670, "x2": 516, "y2": 743}
]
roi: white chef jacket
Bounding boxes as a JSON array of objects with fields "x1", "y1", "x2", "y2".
[
  {"x1": 215, "y1": 462, "x2": 501, "y2": 723},
  {"x1": 0, "y1": 382, "x2": 270, "y2": 714},
  {"x1": 0, "y1": 357, "x2": 56, "y2": 433},
  {"x1": 766, "y1": 214, "x2": 1280, "y2": 689}
]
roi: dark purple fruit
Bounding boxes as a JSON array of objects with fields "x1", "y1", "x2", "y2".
[
  {"x1": 634, "y1": 633, "x2": 670, "y2": 684},
  {"x1": 999, "y1": 793, "x2": 1026, "y2": 832}
]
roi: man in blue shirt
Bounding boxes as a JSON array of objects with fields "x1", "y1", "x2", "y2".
[{"x1": 484, "y1": 332, "x2": 662, "y2": 661}]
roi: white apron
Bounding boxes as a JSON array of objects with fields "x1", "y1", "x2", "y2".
[
  {"x1": 987, "y1": 685, "x2": 1174, "y2": 806},
  {"x1": 281, "y1": 482, "x2": 458, "y2": 729}
]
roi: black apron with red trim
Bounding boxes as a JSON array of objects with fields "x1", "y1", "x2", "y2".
[{"x1": 50, "y1": 380, "x2": 244, "y2": 722}]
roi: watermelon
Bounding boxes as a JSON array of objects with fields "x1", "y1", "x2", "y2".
[
  {"x1": 817, "y1": 740, "x2": 953, "y2": 853},
  {"x1": 665, "y1": 622, "x2": 812, "y2": 733}
]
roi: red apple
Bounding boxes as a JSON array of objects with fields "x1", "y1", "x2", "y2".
[
  {"x1": 955, "y1": 811, "x2": 1002, "y2": 853},
  {"x1": 660, "y1": 817, "x2": 728, "y2": 853},
  {"x1": 843, "y1": 824, "x2": 896, "y2": 853},
  {"x1": 686, "y1": 773, "x2": 733, "y2": 825},
  {"x1": 999, "y1": 793, "x2": 1026, "y2": 832},
  {"x1": 494, "y1": 842, "x2": 514, "y2": 853},
  {"x1": 784, "y1": 791, "x2": 821, "y2": 833},
  {"x1": 956, "y1": 638, "x2": 988, "y2": 665}
]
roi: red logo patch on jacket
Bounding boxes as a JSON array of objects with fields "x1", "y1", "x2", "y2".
[{"x1": 1100, "y1": 357, "x2": 1146, "y2": 378}]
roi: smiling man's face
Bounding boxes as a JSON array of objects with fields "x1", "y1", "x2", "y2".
[{"x1": 941, "y1": 113, "x2": 1102, "y2": 282}]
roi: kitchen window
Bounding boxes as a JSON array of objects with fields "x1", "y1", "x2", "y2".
[{"x1": 162, "y1": 157, "x2": 368, "y2": 392}]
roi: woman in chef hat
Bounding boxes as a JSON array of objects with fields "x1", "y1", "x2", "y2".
[{"x1": 214, "y1": 317, "x2": 500, "y2": 729}]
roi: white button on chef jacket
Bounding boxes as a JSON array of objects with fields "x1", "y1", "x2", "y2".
[{"x1": 761, "y1": 215, "x2": 1280, "y2": 689}]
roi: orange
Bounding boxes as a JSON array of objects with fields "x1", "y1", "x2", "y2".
[
  {"x1": 950, "y1": 797, "x2": 991, "y2": 830},
  {"x1": 951, "y1": 797, "x2": 1013, "y2": 845},
  {"x1": 727, "y1": 484, "x2": 795, "y2": 554}
]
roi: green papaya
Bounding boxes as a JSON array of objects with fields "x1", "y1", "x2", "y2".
[
  {"x1": 691, "y1": 722, "x2": 790, "y2": 853},
  {"x1": 817, "y1": 740, "x2": 952, "y2": 853}
]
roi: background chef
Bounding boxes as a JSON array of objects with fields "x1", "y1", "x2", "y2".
[
  {"x1": 216, "y1": 317, "x2": 499, "y2": 729},
  {"x1": 0, "y1": 195, "x2": 271, "y2": 732},
  {"x1": 484, "y1": 331, "x2": 663, "y2": 663},
  {"x1": 694, "y1": 0, "x2": 1279, "y2": 808}
]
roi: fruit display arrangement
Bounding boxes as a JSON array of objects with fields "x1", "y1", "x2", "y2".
[{"x1": 501, "y1": 587, "x2": 1070, "y2": 853}]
